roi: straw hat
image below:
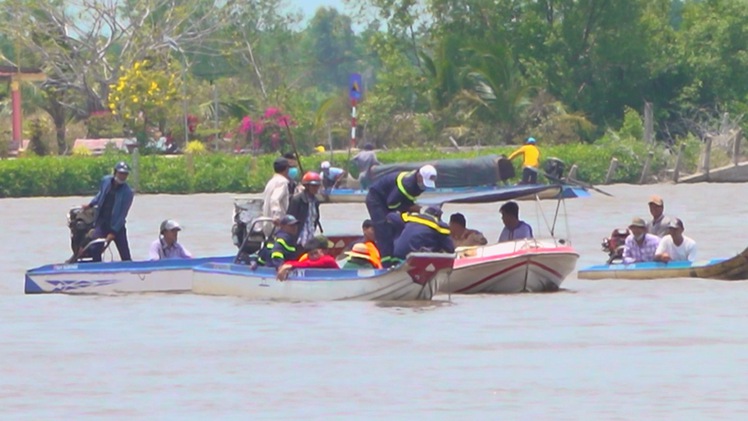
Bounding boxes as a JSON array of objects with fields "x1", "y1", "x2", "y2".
[{"x1": 345, "y1": 243, "x2": 371, "y2": 260}]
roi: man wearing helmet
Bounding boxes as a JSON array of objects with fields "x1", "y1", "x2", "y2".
[
  {"x1": 149, "y1": 219, "x2": 193, "y2": 260},
  {"x1": 287, "y1": 171, "x2": 323, "y2": 247},
  {"x1": 80, "y1": 161, "x2": 135, "y2": 261}
]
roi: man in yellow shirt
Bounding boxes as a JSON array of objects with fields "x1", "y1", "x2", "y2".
[{"x1": 508, "y1": 137, "x2": 540, "y2": 184}]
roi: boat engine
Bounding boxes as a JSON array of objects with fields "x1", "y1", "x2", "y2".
[
  {"x1": 601, "y1": 228, "x2": 630, "y2": 264},
  {"x1": 66, "y1": 206, "x2": 96, "y2": 262},
  {"x1": 543, "y1": 157, "x2": 566, "y2": 181}
]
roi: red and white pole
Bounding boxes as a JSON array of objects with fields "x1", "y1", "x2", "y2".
[{"x1": 351, "y1": 98, "x2": 357, "y2": 149}]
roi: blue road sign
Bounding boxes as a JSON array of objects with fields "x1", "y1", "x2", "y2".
[{"x1": 349, "y1": 73, "x2": 362, "y2": 101}]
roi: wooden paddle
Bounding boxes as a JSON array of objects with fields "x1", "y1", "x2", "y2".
[{"x1": 282, "y1": 120, "x2": 304, "y2": 174}]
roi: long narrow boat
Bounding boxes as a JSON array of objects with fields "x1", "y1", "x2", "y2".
[
  {"x1": 320, "y1": 184, "x2": 590, "y2": 204},
  {"x1": 25, "y1": 256, "x2": 234, "y2": 294},
  {"x1": 577, "y1": 247, "x2": 748, "y2": 280},
  {"x1": 192, "y1": 252, "x2": 454, "y2": 301}
]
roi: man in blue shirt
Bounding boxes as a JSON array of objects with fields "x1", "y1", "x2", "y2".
[
  {"x1": 81, "y1": 161, "x2": 134, "y2": 261},
  {"x1": 320, "y1": 161, "x2": 347, "y2": 191},
  {"x1": 365, "y1": 165, "x2": 437, "y2": 267},
  {"x1": 498, "y1": 201, "x2": 533, "y2": 242}
]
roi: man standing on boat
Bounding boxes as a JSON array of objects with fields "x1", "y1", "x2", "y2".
[
  {"x1": 81, "y1": 161, "x2": 134, "y2": 262},
  {"x1": 646, "y1": 195, "x2": 673, "y2": 237},
  {"x1": 508, "y1": 137, "x2": 540, "y2": 184},
  {"x1": 498, "y1": 201, "x2": 533, "y2": 242},
  {"x1": 262, "y1": 157, "x2": 291, "y2": 224},
  {"x1": 365, "y1": 165, "x2": 437, "y2": 267},
  {"x1": 351, "y1": 143, "x2": 381, "y2": 189},
  {"x1": 622, "y1": 217, "x2": 660, "y2": 264},
  {"x1": 654, "y1": 218, "x2": 696, "y2": 262}
]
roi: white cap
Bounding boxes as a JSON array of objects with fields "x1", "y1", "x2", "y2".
[
  {"x1": 419, "y1": 165, "x2": 437, "y2": 188},
  {"x1": 321, "y1": 161, "x2": 331, "y2": 169}
]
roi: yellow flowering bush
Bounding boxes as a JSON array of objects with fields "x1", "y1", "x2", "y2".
[
  {"x1": 72, "y1": 145, "x2": 93, "y2": 156},
  {"x1": 184, "y1": 140, "x2": 207, "y2": 155},
  {"x1": 108, "y1": 60, "x2": 180, "y2": 127}
]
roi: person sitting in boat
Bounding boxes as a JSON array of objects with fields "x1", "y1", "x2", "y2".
[
  {"x1": 449, "y1": 213, "x2": 488, "y2": 247},
  {"x1": 498, "y1": 201, "x2": 533, "y2": 242},
  {"x1": 508, "y1": 137, "x2": 540, "y2": 184},
  {"x1": 622, "y1": 217, "x2": 660, "y2": 264},
  {"x1": 646, "y1": 195, "x2": 674, "y2": 237},
  {"x1": 149, "y1": 219, "x2": 193, "y2": 260},
  {"x1": 287, "y1": 171, "x2": 323, "y2": 248},
  {"x1": 391, "y1": 206, "x2": 455, "y2": 264},
  {"x1": 257, "y1": 215, "x2": 300, "y2": 268},
  {"x1": 351, "y1": 143, "x2": 381, "y2": 189},
  {"x1": 276, "y1": 235, "x2": 339, "y2": 281},
  {"x1": 320, "y1": 161, "x2": 347, "y2": 191},
  {"x1": 342, "y1": 243, "x2": 380, "y2": 269},
  {"x1": 343, "y1": 219, "x2": 382, "y2": 268},
  {"x1": 366, "y1": 165, "x2": 437, "y2": 267},
  {"x1": 654, "y1": 218, "x2": 697, "y2": 263}
]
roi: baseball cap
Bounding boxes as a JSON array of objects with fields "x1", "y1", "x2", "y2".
[
  {"x1": 160, "y1": 219, "x2": 182, "y2": 233},
  {"x1": 424, "y1": 205, "x2": 443, "y2": 218},
  {"x1": 648, "y1": 195, "x2": 664, "y2": 206},
  {"x1": 279, "y1": 215, "x2": 299, "y2": 225},
  {"x1": 418, "y1": 165, "x2": 437, "y2": 188},
  {"x1": 526, "y1": 137, "x2": 536, "y2": 144},
  {"x1": 668, "y1": 218, "x2": 683, "y2": 229},
  {"x1": 321, "y1": 161, "x2": 331, "y2": 169},
  {"x1": 628, "y1": 217, "x2": 646, "y2": 228}
]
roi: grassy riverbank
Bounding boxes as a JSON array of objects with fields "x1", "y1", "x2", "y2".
[{"x1": 0, "y1": 139, "x2": 698, "y2": 198}]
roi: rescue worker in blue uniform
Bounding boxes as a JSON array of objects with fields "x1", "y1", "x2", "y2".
[
  {"x1": 390, "y1": 205, "x2": 455, "y2": 262},
  {"x1": 365, "y1": 165, "x2": 438, "y2": 267},
  {"x1": 257, "y1": 215, "x2": 300, "y2": 268}
]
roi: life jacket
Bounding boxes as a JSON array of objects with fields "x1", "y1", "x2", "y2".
[{"x1": 401, "y1": 212, "x2": 451, "y2": 235}]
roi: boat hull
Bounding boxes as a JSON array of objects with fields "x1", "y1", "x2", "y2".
[
  {"x1": 578, "y1": 247, "x2": 748, "y2": 280},
  {"x1": 25, "y1": 256, "x2": 234, "y2": 294},
  {"x1": 192, "y1": 253, "x2": 453, "y2": 301},
  {"x1": 321, "y1": 185, "x2": 589, "y2": 204},
  {"x1": 442, "y1": 240, "x2": 579, "y2": 294}
]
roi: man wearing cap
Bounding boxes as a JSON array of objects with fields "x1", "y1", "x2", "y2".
[
  {"x1": 622, "y1": 217, "x2": 660, "y2": 264},
  {"x1": 646, "y1": 195, "x2": 673, "y2": 237},
  {"x1": 449, "y1": 213, "x2": 488, "y2": 247},
  {"x1": 261, "y1": 157, "x2": 291, "y2": 229},
  {"x1": 257, "y1": 215, "x2": 300, "y2": 268},
  {"x1": 508, "y1": 137, "x2": 541, "y2": 184},
  {"x1": 654, "y1": 218, "x2": 696, "y2": 262},
  {"x1": 342, "y1": 243, "x2": 380, "y2": 269},
  {"x1": 498, "y1": 201, "x2": 533, "y2": 242},
  {"x1": 391, "y1": 205, "x2": 455, "y2": 262},
  {"x1": 80, "y1": 161, "x2": 135, "y2": 261},
  {"x1": 366, "y1": 165, "x2": 437, "y2": 267},
  {"x1": 320, "y1": 161, "x2": 347, "y2": 191},
  {"x1": 149, "y1": 219, "x2": 193, "y2": 260},
  {"x1": 288, "y1": 171, "x2": 323, "y2": 247},
  {"x1": 351, "y1": 143, "x2": 380, "y2": 189},
  {"x1": 276, "y1": 235, "x2": 339, "y2": 281}
]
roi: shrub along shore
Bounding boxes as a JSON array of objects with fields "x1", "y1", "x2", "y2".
[{"x1": 0, "y1": 141, "x2": 695, "y2": 198}]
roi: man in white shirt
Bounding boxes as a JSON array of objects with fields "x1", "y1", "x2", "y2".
[
  {"x1": 262, "y1": 157, "x2": 291, "y2": 222},
  {"x1": 654, "y1": 218, "x2": 697, "y2": 262},
  {"x1": 149, "y1": 219, "x2": 193, "y2": 260}
]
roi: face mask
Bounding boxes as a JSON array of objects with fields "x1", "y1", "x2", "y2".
[{"x1": 288, "y1": 167, "x2": 300, "y2": 180}]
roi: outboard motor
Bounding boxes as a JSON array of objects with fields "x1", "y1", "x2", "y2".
[
  {"x1": 543, "y1": 157, "x2": 566, "y2": 181},
  {"x1": 601, "y1": 228, "x2": 630, "y2": 264},
  {"x1": 231, "y1": 198, "x2": 263, "y2": 248},
  {"x1": 66, "y1": 206, "x2": 96, "y2": 262},
  {"x1": 497, "y1": 156, "x2": 515, "y2": 183}
]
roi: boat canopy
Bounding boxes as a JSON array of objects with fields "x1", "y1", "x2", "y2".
[
  {"x1": 417, "y1": 184, "x2": 562, "y2": 205},
  {"x1": 369, "y1": 155, "x2": 509, "y2": 188}
]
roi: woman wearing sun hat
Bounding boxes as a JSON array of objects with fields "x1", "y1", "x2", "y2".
[{"x1": 342, "y1": 243, "x2": 380, "y2": 269}]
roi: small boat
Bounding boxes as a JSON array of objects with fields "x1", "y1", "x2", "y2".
[
  {"x1": 577, "y1": 247, "x2": 748, "y2": 280},
  {"x1": 191, "y1": 252, "x2": 454, "y2": 301},
  {"x1": 25, "y1": 256, "x2": 234, "y2": 294},
  {"x1": 443, "y1": 239, "x2": 579, "y2": 294},
  {"x1": 320, "y1": 184, "x2": 590, "y2": 204}
]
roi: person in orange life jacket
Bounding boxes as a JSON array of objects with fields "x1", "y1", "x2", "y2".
[
  {"x1": 81, "y1": 161, "x2": 134, "y2": 262},
  {"x1": 342, "y1": 243, "x2": 379, "y2": 269},
  {"x1": 257, "y1": 215, "x2": 300, "y2": 268},
  {"x1": 343, "y1": 219, "x2": 382, "y2": 268},
  {"x1": 276, "y1": 235, "x2": 339, "y2": 281},
  {"x1": 390, "y1": 206, "x2": 455, "y2": 262},
  {"x1": 287, "y1": 171, "x2": 323, "y2": 247},
  {"x1": 365, "y1": 165, "x2": 437, "y2": 267}
]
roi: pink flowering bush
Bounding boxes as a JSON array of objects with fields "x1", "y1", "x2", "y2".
[{"x1": 238, "y1": 107, "x2": 295, "y2": 153}]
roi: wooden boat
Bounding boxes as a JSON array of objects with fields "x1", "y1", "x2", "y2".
[
  {"x1": 320, "y1": 184, "x2": 590, "y2": 204},
  {"x1": 443, "y1": 239, "x2": 579, "y2": 294},
  {"x1": 25, "y1": 256, "x2": 234, "y2": 294},
  {"x1": 191, "y1": 252, "x2": 454, "y2": 301},
  {"x1": 577, "y1": 247, "x2": 748, "y2": 280}
]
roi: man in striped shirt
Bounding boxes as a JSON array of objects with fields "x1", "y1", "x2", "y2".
[{"x1": 622, "y1": 217, "x2": 660, "y2": 264}]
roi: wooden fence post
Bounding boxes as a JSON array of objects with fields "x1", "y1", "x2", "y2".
[
  {"x1": 644, "y1": 102, "x2": 654, "y2": 143},
  {"x1": 131, "y1": 147, "x2": 140, "y2": 191},
  {"x1": 639, "y1": 151, "x2": 654, "y2": 184},
  {"x1": 703, "y1": 136, "x2": 712, "y2": 181},
  {"x1": 673, "y1": 143, "x2": 685, "y2": 183},
  {"x1": 604, "y1": 157, "x2": 618, "y2": 185},
  {"x1": 734, "y1": 129, "x2": 743, "y2": 166}
]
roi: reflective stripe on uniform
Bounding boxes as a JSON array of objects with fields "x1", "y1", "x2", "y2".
[
  {"x1": 402, "y1": 213, "x2": 450, "y2": 235},
  {"x1": 396, "y1": 171, "x2": 416, "y2": 202},
  {"x1": 276, "y1": 238, "x2": 296, "y2": 252}
]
